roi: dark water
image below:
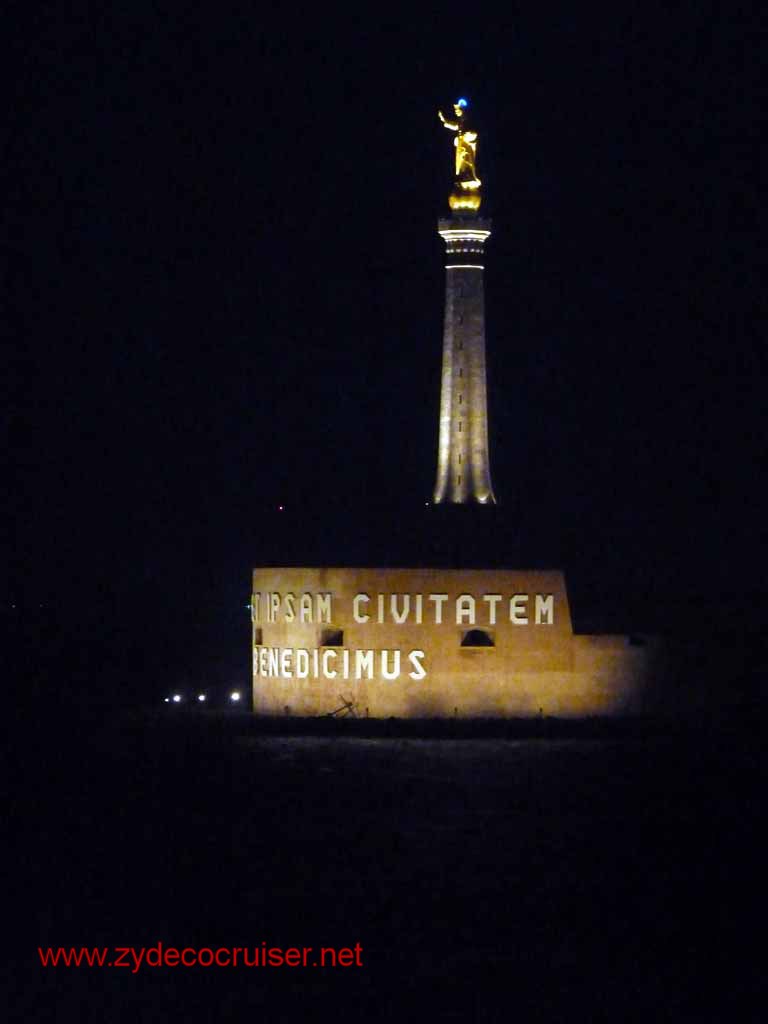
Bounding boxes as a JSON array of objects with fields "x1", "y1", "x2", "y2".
[{"x1": 15, "y1": 711, "x2": 764, "y2": 1021}]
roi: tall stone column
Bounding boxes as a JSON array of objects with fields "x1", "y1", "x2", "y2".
[
  {"x1": 434, "y1": 98, "x2": 496, "y2": 505},
  {"x1": 433, "y1": 217, "x2": 496, "y2": 504}
]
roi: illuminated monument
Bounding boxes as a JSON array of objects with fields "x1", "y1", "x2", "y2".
[
  {"x1": 434, "y1": 99, "x2": 495, "y2": 504},
  {"x1": 250, "y1": 100, "x2": 677, "y2": 719}
]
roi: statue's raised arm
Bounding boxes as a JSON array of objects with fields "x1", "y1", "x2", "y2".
[
  {"x1": 438, "y1": 109, "x2": 460, "y2": 132},
  {"x1": 439, "y1": 98, "x2": 482, "y2": 212}
]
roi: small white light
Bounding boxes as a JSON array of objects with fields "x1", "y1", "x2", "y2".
[
  {"x1": 230, "y1": 691, "x2": 241, "y2": 702},
  {"x1": 197, "y1": 694, "x2": 206, "y2": 702},
  {"x1": 164, "y1": 697, "x2": 170, "y2": 703},
  {"x1": 172, "y1": 694, "x2": 182, "y2": 703}
]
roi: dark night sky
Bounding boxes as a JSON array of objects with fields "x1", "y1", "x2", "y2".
[{"x1": 3, "y1": 3, "x2": 764, "y2": 700}]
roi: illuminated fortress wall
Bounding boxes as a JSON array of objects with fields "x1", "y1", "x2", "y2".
[{"x1": 251, "y1": 567, "x2": 657, "y2": 718}]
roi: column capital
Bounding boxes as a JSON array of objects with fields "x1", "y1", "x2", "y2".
[{"x1": 438, "y1": 217, "x2": 492, "y2": 239}]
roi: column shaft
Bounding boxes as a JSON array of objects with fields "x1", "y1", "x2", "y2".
[{"x1": 434, "y1": 219, "x2": 496, "y2": 505}]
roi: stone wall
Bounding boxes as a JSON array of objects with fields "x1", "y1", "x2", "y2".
[{"x1": 251, "y1": 567, "x2": 658, "y2": 718}]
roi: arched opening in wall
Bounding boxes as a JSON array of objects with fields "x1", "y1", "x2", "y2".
[
  {"x1": 461, "y1": 629, "x2": 495, "y2": 647},
  {"x1": 320, "y1": 628, "x2": 344, "y2": 647}
]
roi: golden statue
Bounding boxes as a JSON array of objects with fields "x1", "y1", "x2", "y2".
[{"x1": 438, "y1": 98, "x2": 482, "y2": 211}]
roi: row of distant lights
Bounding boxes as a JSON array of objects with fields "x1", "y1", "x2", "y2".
[{"x1": 164, "y1": 692, "x2": 242, "y2": 704}]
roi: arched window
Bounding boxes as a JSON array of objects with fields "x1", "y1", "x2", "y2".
[{"x1": 461, "y1": 629, "x2": 495, "y2": 648}]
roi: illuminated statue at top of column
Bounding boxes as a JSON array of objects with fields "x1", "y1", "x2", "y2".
[{"x1": 438, "y1": 98, "x2": 482, "y2": 212}]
